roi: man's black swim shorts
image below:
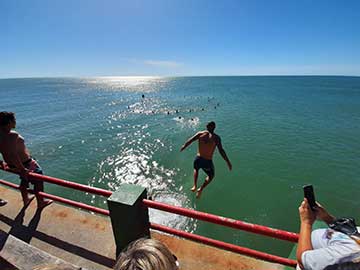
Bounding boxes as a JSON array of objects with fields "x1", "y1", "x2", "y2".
[{"x1": 193, "y1": 156, "x2": 214, "y2": 177}]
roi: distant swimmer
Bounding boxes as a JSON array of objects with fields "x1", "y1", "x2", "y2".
[
  {"x1": 180, "y1": 121, "x2": 232, "y2": 198},
  {"x1": 142, "y1": 94, "x2": 145, "y2": 99}
]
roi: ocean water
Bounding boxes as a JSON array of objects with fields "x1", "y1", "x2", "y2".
[{"x1": 1, "y1": 76, "x2": 360, "y2": 257}]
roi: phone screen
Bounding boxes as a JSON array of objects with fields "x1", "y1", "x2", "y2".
[{"x1": 303, "y1": 185, "x2": 316, "y2": 211}]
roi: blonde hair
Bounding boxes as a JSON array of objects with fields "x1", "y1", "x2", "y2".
[{"x1": 114, "y1": 238, "x2": 177, "y2": 270}]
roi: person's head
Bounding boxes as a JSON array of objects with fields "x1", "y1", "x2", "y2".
[
  {"x1": 206, "y1": 121, "x2": 216, "y2": 133},
  {"x1": 114, "y1": 238, "x2": 178, "y2": 270},
  {"x1": 324, "y1": 262, "x2": 360, "y2": 270},
  {"x1": 0, "y1": 111, "x2": 16, "y2": 129}
]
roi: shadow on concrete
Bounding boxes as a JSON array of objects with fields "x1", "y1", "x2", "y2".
[
  {"x1": 7, "y1": 204, "x2": 41, "y2": 243},
  {"x1": 0, "y1": 202, "x2": 33, "y2": 251},
  {"x1": 0, "y1": 210, "x2": 115, "y2": 268},
  {"x1": 0, "y1": 229, "x2": 9, "y2": 252},
  {"x1": 0, "y1": 256, "x2": 18, "y2": 270}
]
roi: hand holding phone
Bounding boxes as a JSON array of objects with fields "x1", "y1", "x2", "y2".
[{"x1": 303, "y1": 185, "x2": 317, "y2": 211}]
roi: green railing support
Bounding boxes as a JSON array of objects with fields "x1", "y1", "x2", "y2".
[{"x1": 107, "y1": 184, "x2": 150, "y2": 257}]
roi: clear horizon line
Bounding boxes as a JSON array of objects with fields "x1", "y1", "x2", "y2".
[{"x1": 1, "y1": 74, "x2": 359, "y2": 80}]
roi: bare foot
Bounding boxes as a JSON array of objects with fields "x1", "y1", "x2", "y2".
[
  {"x1": 23, "y1": 195, "x2": 35, "y2": 207},
  {"x1": 190, "y1": 186, "x2": 197, "y2": 192},
  {"x1": 38, "y1": 199, "x2": 53, "y2": 209},
  {"x1": 196, "y1": 189, "x2": 202, "y2": 199}
]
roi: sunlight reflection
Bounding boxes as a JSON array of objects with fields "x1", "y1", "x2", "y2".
[{"x1": 84, "y1": 76, "x2": 170, "y2": 92}]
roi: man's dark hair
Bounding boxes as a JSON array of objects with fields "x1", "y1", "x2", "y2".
[
  {"x1": 0, "y1": 112, "x2": 15, "y2": 126},
  {"x1": 206, "y1": 121, "x2": 216, "y2": 131},
  {"x1": 324, "y1": 262, "x2": 360, "y2": 270}
]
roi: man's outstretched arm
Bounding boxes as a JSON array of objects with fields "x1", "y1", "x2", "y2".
[
  {"x1": 180, "y1": 133, "x2": 200, "y2": 152},
  {"x1": 216, "y1": 137, "x2": 232, "y2": 170}
]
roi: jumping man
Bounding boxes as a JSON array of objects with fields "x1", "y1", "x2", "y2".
[{"x1": 180, "y1": 121, "x2": 232, "y2": 198}]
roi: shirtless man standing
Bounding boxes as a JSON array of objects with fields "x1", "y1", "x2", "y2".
[
  {"x1": 0, "y1": 112, "x2": 52, "y2": 208},
  {"x1": 180, "y1": 121, "x2": 232, "y2": 198}
]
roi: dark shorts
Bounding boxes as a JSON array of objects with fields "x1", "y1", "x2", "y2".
[
  {"x1": 193, "y1": 156, "x2": 215, "y2": 178},
  {"x1": 18, "y1": 158, "x2": 44, "y2": 192}
]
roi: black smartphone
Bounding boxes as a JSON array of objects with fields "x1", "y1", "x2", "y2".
[{"x1": 303, "y1": 185, "x2": 317, "y2": 211}]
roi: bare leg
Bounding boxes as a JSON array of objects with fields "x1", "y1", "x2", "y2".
[
  {"x1": 20, "y1": 187, "x2": 35, "y2": 206},
  {"x1": 34, "y1": 180, "x2": 53, "y2": 208},
  {"x1": 196, "y1": 175, "x2": 214, "y2": 199},
  {"x1": 191, "y1": 169, "x2": 199, "y2": 192}
]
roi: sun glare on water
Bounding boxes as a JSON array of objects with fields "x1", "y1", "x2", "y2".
[{"x1": 85, "y1": 76, "x2": 168, "y2": 92}]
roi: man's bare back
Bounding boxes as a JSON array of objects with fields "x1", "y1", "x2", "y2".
[
  {"x1": 197, "y1": 131, "x2": 219, "y2": 160},
  {"x1": 0, "y1": 131, "x2": 31, "y2": 168}
]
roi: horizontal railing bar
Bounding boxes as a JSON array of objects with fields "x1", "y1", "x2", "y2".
[
  {"x1": 0, "y1": 178, "x2": 110, "y2": 216},
  {"x1": 1, "y1": 167, "x2": 299, "y2": 242},
  {"x1": 150, "y1": 222, "x2": 297, "y2": 267},
  {"x1": 0, "y1": 177, "x2": 296, "y2": 267},
  {"x1": 0, "y1": 168, "x2": 112, "y2": 197},
  {"x1": 144, "y1": 199, "x2": 299, "y2": 243}
]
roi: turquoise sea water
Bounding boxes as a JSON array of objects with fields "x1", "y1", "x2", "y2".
[{"x1": 1, "y1": 76, "x2": 360, "y2": 257}]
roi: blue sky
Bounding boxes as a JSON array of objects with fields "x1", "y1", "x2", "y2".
[{"x1": 0, "y1": 0, "x2": 359, "y2": 78}]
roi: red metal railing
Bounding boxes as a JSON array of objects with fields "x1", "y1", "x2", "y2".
[
  {"x1": 0, "y1": 178, "x2": 110, "y2": 216},
  {"x1": 0, "y1": 168, "x2": 298, "y2": 267},
  {"x1": 150, "y1": 223, "x2": 296, "y2": 267},
  {"x1": 27, "y1": 172, "x2": 112, "y2": 197},
  {"x1": 143, "y1": 199, "x2": 298, "y2": 243}
]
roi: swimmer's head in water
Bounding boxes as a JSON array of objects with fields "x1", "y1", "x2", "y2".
[{"x1": 206, "y1": 121, "x2": 216, "y2": 132}]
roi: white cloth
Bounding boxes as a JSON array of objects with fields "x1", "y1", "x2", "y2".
[{"x1": 300, "y1": 228, "x2": 360, "y2": 270}]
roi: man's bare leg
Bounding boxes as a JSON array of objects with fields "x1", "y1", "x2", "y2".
[
  {"x1": 191, "y1": 169, "x2": 199, "y2": 192},
  {"x1": 20, "y1": 187, "x2": 35, "y2": 206},
  {"x1": 34, "y1": 181, "x2": 53, "y2": 208},
  {"x1": 196, "y1": 175, "x2": 214, "y2": 199}
]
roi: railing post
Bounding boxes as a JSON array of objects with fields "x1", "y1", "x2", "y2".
[{"x1": 107, "y1": 183, "x2": 150, "y2": 257}]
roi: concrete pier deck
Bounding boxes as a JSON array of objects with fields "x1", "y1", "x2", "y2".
[{"x1": 0, "y1": 184, "x2": 287, "y2": 270}]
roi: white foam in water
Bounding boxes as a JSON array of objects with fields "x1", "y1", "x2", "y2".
[
  {"x1": 149, "y1": 191, "x2": 197, "y2": 232},
  {"x1": 90, "y1": 125, "x2": 196, "y2": 231},
  {"x1": 173, "y1": 116, "x2": 200, "y2": 129}
]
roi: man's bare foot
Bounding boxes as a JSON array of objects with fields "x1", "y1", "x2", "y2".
[
  {"x1": 23, "y1": 195, "x2": 35, "y2": 207},
  {"x1": 190, "y1": 185, "x2": 197, "y2": 192},
  {"x1": 196, "y1": 189, "x2": 202, "y2": 199},
  {"x1": 38, "y1": 199, "x2": 53, "y2": 209}
]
